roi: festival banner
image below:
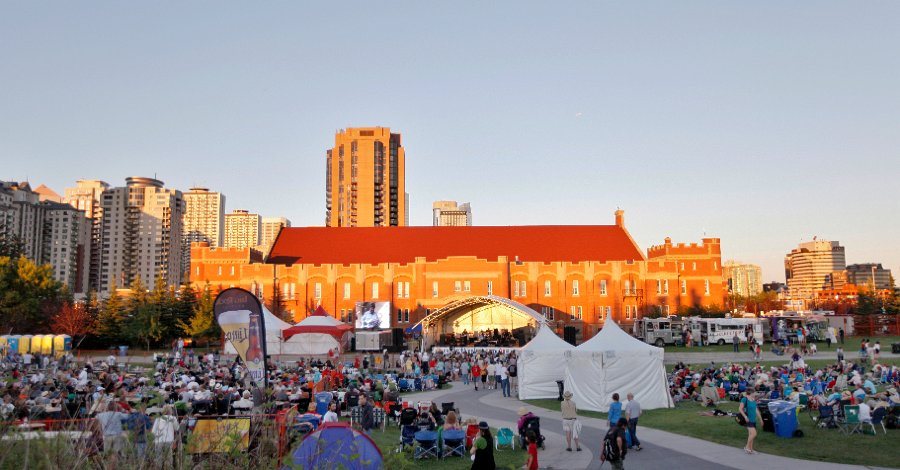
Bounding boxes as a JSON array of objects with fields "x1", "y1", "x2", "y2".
[{"x1": 214, "y1": 288, "x2": 268, "y2": 387}]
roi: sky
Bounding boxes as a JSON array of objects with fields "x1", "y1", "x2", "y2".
[{"x1": 2, "y1": 2, "x2": 899, "y2": 282}]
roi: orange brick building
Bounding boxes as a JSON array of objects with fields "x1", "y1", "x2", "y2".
[{"x1": 189, "y1": 211, "x2": 724, "y2": 340}]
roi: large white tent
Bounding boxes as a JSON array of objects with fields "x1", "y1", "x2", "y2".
[
  {"x1": 280, "y1": 307, "x2": 353, "y2": 356},
  {"x1": 517, "y1": 325, "x2": 575, "y2": 400},
  {"x1": 563, "y1": 320, "x2": 673, "y2": 412},
  {"x1": 223, "y1": 306, "x2": 293, "y2": 355}
]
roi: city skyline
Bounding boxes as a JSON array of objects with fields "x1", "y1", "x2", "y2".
[{"x1": 2, "y1": 2, "x2": 899, "y2": 281}]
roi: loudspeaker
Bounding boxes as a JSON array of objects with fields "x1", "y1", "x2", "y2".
[{"x1": 392, "y1": 328, "x2": 405, "y2": 352}]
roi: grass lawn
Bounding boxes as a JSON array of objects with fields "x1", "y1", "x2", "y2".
[
  {"x1": 666, "y1": 358, "x2": 900, "y2": 373},
  {"x1": 527, "y1": 396, "x2": 898, "y2": 468},
  {"x1": 368, "y1": 424, "x2": 525, "y2": 470},
  {"x1": 664, "y1": 335, "x2": 900, "y2": 353}
]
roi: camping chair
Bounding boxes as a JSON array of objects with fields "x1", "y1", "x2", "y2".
[
  {"x1": 441, "y1": 402, "x2": 458, "y2": 416},
  {"x1": 840, "y1": 405, "x2": 862, "y2": 435},
  {"x1": 495, "y1": 427, "x2": 515, "y2": 450},
  {"x1": 869, "y1": 407, "x2": 888, "y2": 434},
  {"x1": 442, "y1": 429, "x2": 466, "y2": 458},
  {"x1": 398, "y1": 425, "x2": 418, "y2": 452},
  {"x1": 414, "y1": 430, "x2": 439, "y2": 459},
  {"x1": 414, "y1": 378, "x2": 424, "y2": 391},
  {"x1": 373, "y1": 407, "x2": 386, "y2": 431},
  {"x1": 814, "y1": 404, "x2": 837, "y2": 429},
  {"x1": 398, "y1": 378, "x2": 412, "y2": 392},
  {"x1": 797, "y1": 393, "x2": 809, "y2": 412},
  {"x1": 399, "y1": 408, "x2": 418, "y2": 427}
]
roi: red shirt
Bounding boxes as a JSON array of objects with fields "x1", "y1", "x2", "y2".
[
  {"x1": 472, "y1": 365, "x2": 481, "y2": 376},
  {"x1": 527, "y1": 442, "x2": 538, "y2": 470}
]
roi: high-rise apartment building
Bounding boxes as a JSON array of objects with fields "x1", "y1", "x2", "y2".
[
  {"x1": 42, "y1": 201, "x2": 91, "y2": 294},
  {"x1": 64, "y1": 180, "x2": 109, "y2": 292},
  {"x1": 784, "y1": 240, "x2": 846, "y2": 298},
  {"x1": 1, "y1": 182, "x2": 47, "y2": 260},
  {"x1": 224, "y1": 209, "x2": 261, "y2": 249},
  {"x1": 325, "y1": 127, "x2": 406, "y2": 227},
  {"x1": 260, "y1": 217, "x2": 290, "y2": 256},
  {"x1": 0, "y1": 187, "x2": 15, "y2": 238},
  {"x1": 432, "y1": 200, "x2": 472, "y2": 226},
  {"x1": 98, "y1": 177, "x2": 184, "y2": 293},
  {"x1": 722, "y1": 260, "x2": 762, "y2": 297},
  {"x1": 183, "y1": 187, "x2": 225, "y2": 277}
]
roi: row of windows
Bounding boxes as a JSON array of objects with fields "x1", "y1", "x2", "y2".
[{"x1": 679, "y1": 261, "x2": 719, "y2": 271}]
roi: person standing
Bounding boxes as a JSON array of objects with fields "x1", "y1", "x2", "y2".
[
  {"x1": 498, "y1": 363, "x2": 510, "y2": 398},
  {"x1": 461, "y1": 360, "x2": 470, "y2": 385},
  {"x1": 471, "y1": 362, "x2": 481, "y2": 391},
  {"x1": 560, "y1": 391, "x2": 582, "y2": 451},
  {"x1": 608, "y1": 393, "x2": 623, "y2": 429},
  {"x1": 508, "y1": 359, "x2": 518, "y2": 395},
  {"x1": 837, "y1": 346, "x2": 844, "y2": 363},
  {"x1": 739, "y1": 388, "x2": 760, "y2": 454},
  {"x1": 470, "y1": 421, "x2": 496, "y2": 469},
  {"x1": 359, "y1": 395, "x2": 375, "y2": 435},
  {"x1": 600, "y1": 418, "x2": 627, "y2": 470},
  {"x1": 624, "y1": 393, "x2": 642, "y2": 451},
  {"x1": 732, "y1": 334, "x2": 740, "y2": 353},
  {"x1": 839, "y1": 327, "x2": 845, "y2": 344}
]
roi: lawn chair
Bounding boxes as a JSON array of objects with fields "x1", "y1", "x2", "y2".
[
  {"x1": 869, "y1": 407, "x2": 888, "y2": 434},
  {"x1": 797, "y1": 393, "x2": 809, "y2": 412},
  {"x1": 442, "y1": 429, "x2": 466, "y2": 458},
  {"x1": 495, "y1": 427, "x2": 515, "y2": 450},
  {"x1": 441, "y1": 402, "x2": 457, "y2": 416},
  {"x1": 840, "y1": 405, "x2": 862, "y2": 435},
  {"x1": 399, "y1": 407, "x2": 418, "y2": 426},
  {"x1": 399, "y1": 378, "x2": 412, "y2": 392},
  {"x1": 387, "y1": 403, "x2": 403, "y2": 426},
  {"x1": 414, "y1": 430, "x2": 439, "y2": 459},
  {"x1": 398, "y1": 424, "x2": 418, "y2": 452},
  {"x1": 414, "y1": 378, "x2": 424, "y2": 391},
  {"x1": 373, "y1": 407, "x2": 386, "y2": 431},
  {"x1": 814, "y1": 404, "x2": 837, "y2": 429}
]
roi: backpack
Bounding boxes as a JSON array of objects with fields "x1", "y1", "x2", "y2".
[
  {"x1": 603, "y1": 428, "x2": 624, "y2": 461},
  {"x1": 508, "y1": 364, "x2": 517, "y2": 377}
]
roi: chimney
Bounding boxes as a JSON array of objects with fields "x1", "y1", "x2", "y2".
[{"x1": 615, "y1": 209, "x2": 625, "y2": 228}]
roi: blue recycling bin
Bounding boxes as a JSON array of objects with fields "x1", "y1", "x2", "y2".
[
  {"x1": 767, "y1": 400, "x2": 798, "y2": 438},
  {"x1": 315, "y1": 392, "x2": 333, "y2": 415},
  {"x1": 118, "y1": 345, "x2": 129, "y2": 357}
]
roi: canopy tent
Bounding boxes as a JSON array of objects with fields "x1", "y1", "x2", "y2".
[
  {"x1": 517, "y1": 324, "x2": 575, "y2": 400},
  {"x1": 223, "y1": 305, "x2": 293, "y2": 355},
  {"x1": 563, "y1": 320, "x2": 673, "y2": 412},
  {"x1": 289, "y1": 422, "x2": 382, "y2": 470},
  {"x1": 281, "y1": 306, "x2": 353, "y2": 356}
]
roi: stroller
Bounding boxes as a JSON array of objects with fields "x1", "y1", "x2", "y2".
[{"x1": 518, "y1": 415, "x2": 545, "y2": 449}]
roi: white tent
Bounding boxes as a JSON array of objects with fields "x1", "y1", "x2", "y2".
[
  {"x1": 517, "y1": 325, "x2": 575, "y2": 400},
  {"x1": 223, "y1": 306, "x2": 293, "y2": 355},
  {"x1": 563, "y1": 320, "x2": 673, "y2": 412}
]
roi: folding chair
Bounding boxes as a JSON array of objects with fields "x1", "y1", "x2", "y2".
[
  {"x1": 495, "y1": 427, "x2": 516, "y2": 450},
  {"x1": 797, "y1": 393, "x2": 809, "y2": 412},
  {"x1": 442, "y1": 429, "x2": 466, "y2": 458},
  {"x1": 840, "y1": 405, "x2": 862, "y2": 435},
  {"x1": 373, "y1": 406, "x2": 386, "y2": 432},
  {"x1": 398, "y1": 424, "x2": 417, "y2": 452},
  {"x1": 814, "y1": 404, "x2": 837, "y2": 429},
  {"x1": 414, "y1": 430, "x2": 439, "y2": 459},
  {"x1": 869, "y1": 407, "x2": 887, "y2": 434},
  {"x1": 441, "y1": 402, "x2": 457, "y2": 416}
]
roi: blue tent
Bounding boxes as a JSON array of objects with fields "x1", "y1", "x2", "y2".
[{"x1": 289, "y1": 422, "x2": 382, "y2": 470}]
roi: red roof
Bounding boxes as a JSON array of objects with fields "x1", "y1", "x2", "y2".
[{"x1": 268, "y1": 226, "x2": 644, "y2": 265}]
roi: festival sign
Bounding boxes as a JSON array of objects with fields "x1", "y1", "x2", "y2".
[
  {"x1": 187, "y1": 417, "x2": 251, "y2": 453},
  {"x1": 214, "y1": 288, "x2": 268, "y2": 387}
]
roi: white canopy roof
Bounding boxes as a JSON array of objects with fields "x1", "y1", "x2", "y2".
[
  {"x1": 295, "y1": 313, "x2": 345, "y2": 328},
  {"x1": 262, "y1": 306, "x2": 293, "y2": 333},
  {"x1": 576, "y1": 319, "x2": 661, "y2": 353},
  {"x1": 521, "y1": 324, "x2": 575, "y2": 352}
]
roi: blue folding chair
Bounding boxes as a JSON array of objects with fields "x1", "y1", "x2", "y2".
[
  {"x1": 398, "y1": 424, "x2": 418, "y2": 452},
  {"x1": 414, "y1": 430, "x2": 439, "y2": 459},
  {"x1": 414, "y1": 378, "x2": 423, "y2": 391},
  {"x1": 442, "y1": 429, "x2": 466, "y2": 457}
]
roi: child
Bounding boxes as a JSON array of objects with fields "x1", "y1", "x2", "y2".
[{"x1": 524, "y1": 431, "x2": 538, "y2": 470}]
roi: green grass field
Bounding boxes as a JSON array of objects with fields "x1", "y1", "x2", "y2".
[
  {"x1": 527, "y1": 378, "x2": 899, "y2": 468},
  {"x1": 368, "y1": 425, "x2": 525, "y2": 470},
  {"x1": 664, "y1": 335, "x2": 900, "y2": 353}
]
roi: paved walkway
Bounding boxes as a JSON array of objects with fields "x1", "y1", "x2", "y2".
[{"x1": 400, "y1": 383, "x2": 891, "y2": 470}]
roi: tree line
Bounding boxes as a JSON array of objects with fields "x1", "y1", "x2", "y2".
[{"x1": 0, "y1": 233, "x2": 220, "y2": 349}]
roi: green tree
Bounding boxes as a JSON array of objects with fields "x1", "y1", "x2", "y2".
[
  {"x1": 0, "y1": 255, "x2": 64, "y2": 333},
  {"x1": 179, "y1": 283, "x2": 219, "y2": 346},
  {"x1": 95, "y1": 287, "x2": 126, "y2": 343}
]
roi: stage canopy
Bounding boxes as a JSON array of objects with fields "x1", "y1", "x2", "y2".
[
  {"x1": 563, "y1": 320, "x2": 673, "y2": 412},
  {"x1": 414, "y1": 295, "x2": 547, "y2": 348}
]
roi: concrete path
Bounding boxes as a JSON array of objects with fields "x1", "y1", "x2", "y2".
[{"x1": 399, "y1": 383, "x2": 892, "y2": 470}]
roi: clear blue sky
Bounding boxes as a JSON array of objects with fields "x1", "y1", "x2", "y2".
[{"x1": 2, "y1": 2, "x2": 899, "y2": 282}]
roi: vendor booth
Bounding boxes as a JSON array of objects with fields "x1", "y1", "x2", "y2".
[
  {"x1": 280, "y1": 306, "x2": 353, "y2": 356},
  {"x1": 517, "y1": 324, "x2": 575, "y2": 400},
  {"x1": 563, "y1": 320, "x2": 673, "y2": 412}
]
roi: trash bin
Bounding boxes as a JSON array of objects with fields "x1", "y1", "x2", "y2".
[
  {"x1": 118, "y1": 345, "x2": 128, "y2": 357},
  {"x1": 767, "y1": 400, "x2": 798, "y2": 438}
]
